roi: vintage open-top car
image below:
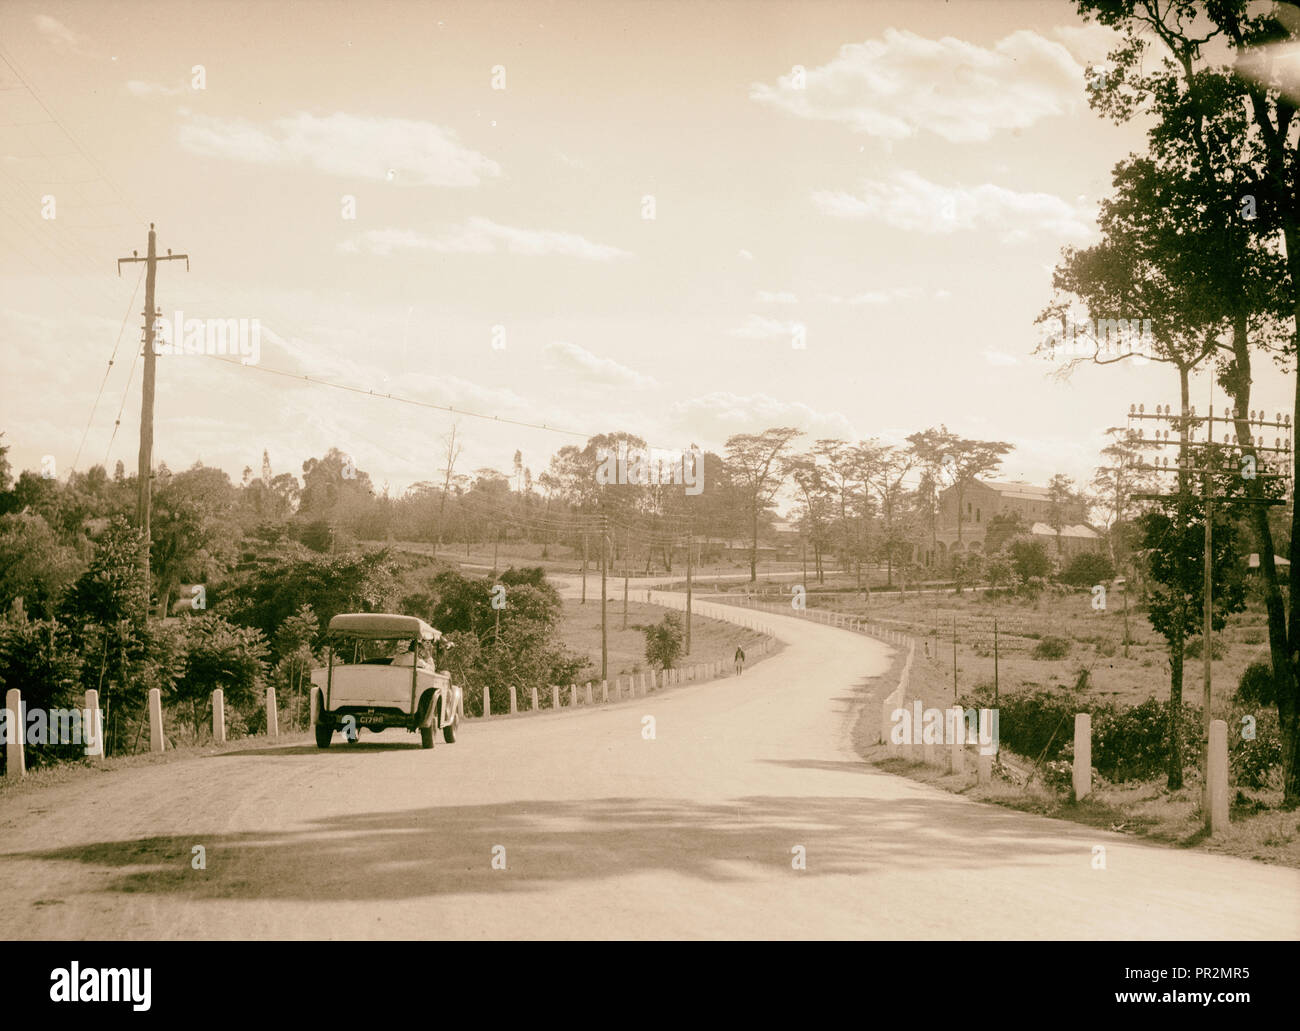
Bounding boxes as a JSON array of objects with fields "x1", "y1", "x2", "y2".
[{"x1": 309, "y1": 613, "x2": 463, "y2": 749}]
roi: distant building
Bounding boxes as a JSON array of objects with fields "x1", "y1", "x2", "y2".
[{"x1": 921, "y1": 479, "x2": 1099, "y2": 566}]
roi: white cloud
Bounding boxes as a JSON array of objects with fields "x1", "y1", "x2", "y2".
[
  {"x1": 728, "y1": 314, "x2": 804, "y2": 343},
  {"x1": 34, "y1": 15, "x2": 80, "y2": 49},
  {"x1": 823, "y1": 286, "x2": 925, "y2": 305},
  {"x1": 343, "y1": 218, "x2": 631, "y2": 260},
  {"x1": 813, "y1": 170, "x2": 1094, "y2": 240},
  {"x1": 755, "y1": 290, "x2": 798, "y2": 304},
  {"x1": 738, "y1": 249, "x2": 755, "y2": 261},
  {"x1": 983, "y1": 349, "x2": 1020, "y2": 367},
  {"x1": 543, "y1": 341, "x2": 657, "y2": 388},
  {"x1": 126, "y1": 80, "x2": 183, "y2": 97},
  {"x1": 178, "y1": 111, "x2": 501, "y2": 186},
  {"x1": 672, "y1": 392, "x2": 855, "y2": 444},
  {"x1": 751, "y1": 29, "x2": 1084, "y2": 142},
  {"x1": 1051, "y1": 24, "x2": 1122, "y2": 65}
]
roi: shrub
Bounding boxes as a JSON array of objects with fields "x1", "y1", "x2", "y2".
[
  {"x1": 643, "y1": 612, "x2": 684, "y2": 671},
  {"x1": 1058, "y1": 551, "x2": 1115, "y2": 588},
  {"x1": 1009, "y1": 538, "x2": 1051, "y2": 581},
  {"x1": 1033, "y1": 636, "x2": 1071, "y2": 660},
  {"x1": 1229, "y1": 705, "x2": 1283, "y2": 789},
  {"x1": 1184, "y1": 635, "x2": 1226, "y2": 660},
  {"x1": 1091, "y1": 698, "x2": 1200, "y2": 782},
  {"x1": 984, "y1": 686, "x2": 1078, "y2": 761},
  {"x1": 1237, "y1": 661, "x2": 1276, "y2": 707}
]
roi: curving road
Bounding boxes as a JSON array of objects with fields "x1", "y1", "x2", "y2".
[{"x1": 1, "y1": 583, "x2": 1297, "y2": 939}]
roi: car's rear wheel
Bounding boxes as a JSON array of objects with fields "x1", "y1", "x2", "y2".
[
  {"x1": 442, "y1": 706, "x2": 459, "y2": 744},
  {"x1": 420, "y1": 723, "x2": 435, "y2": 749},
  {"x1": 315, "y1": 722, "x2": 333, "y2": 749}
]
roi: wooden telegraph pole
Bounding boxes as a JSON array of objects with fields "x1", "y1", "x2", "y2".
[
  {"x1": 117, "y1": 224, "x2": 188, "y2": 609},
  {"x1": 685, "y1": 526, "x2": 693, "y2": 655},
  {"x1": 600, "y1": 515, "x2": 608, "y2": 680}
]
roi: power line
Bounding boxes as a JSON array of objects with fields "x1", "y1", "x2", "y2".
[
  {"x1": 103, "y1": 340, "x2": 142, "y2": 469},
  {"x1": 199, "y1": 354, "x2": 630, "y2": 445},
  {"x1": 73, "y1": 265, "x2": 143, "y2": 472},
  {"x1": 0, "y1": 45, "x2": 145, "y2": 225}
]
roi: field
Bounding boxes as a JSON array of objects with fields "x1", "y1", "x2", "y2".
[
  {"x1": 556, "y1": 597, "x2": 769, "y2": 681},
  {"x1": 712, "y1": 576, "x2": 1272, "y2": 718}
]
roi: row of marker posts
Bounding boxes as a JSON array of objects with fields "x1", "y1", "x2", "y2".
[
  {"x1": 1, "y1": 593, "x2": 1236, "y2": 836},
  {"x1": 481, "y1": 646, "x2": 775, "y2": 716},
  {"x1": 0, "y1": 681, "x2": 277, "y2": 775}
]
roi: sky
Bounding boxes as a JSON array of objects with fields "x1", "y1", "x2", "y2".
[{"x1": 1, "y1": 0, "x2": 1294, "y2": 507}]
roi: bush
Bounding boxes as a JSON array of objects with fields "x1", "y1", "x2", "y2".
[
  {"x1": 969, "y1": 684, "x2": 1203, "y2": 783},
  {"x1": 1032, "y1": 636, "x2": 1071, "y2": 660},
  {"x1": 1229, "y1": 705, "x2": 1283, "y2": 789},
  {"x1": 643, "y1": 612, "x2": 684, "y2": 670},
  {"x1": 1058, "y1": 550, "x2": 1115, "y2": 587},
  {"x1": 1237, "y1": 661, "x2": 1276, "y2": 707},
  {"x1": 975, "y1": 685, "x2": 1078, "y2": 761},
  {"x1": 1184, "y1": 635, "x2": 1226, "y2": 660},
  {"x1": 1091, "y1": 698, "x2": 1200, "y2": 782}
]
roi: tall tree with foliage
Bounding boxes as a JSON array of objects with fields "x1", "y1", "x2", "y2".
[
  {"x1": 725, "y1": 427, "x2": 802, "y2": 582},
  {"x1": 1065, "y1": 0, "x2": 1300, "y2": 801}
]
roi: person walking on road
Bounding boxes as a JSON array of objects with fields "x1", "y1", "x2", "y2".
[{"x1": 734, "y1": 645, "x2": 745, "y2": 676}]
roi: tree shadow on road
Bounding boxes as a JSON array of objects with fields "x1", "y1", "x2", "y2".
[{"x1": 6, "y1": 792, "x2": 1103, "y2": 904}]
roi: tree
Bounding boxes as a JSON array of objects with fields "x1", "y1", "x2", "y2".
[
  {"x1": 906, "y1": 426, "x2": 958, "y2": 559},
  {"x1": 1009, "y1": 538, "x2": 1050, "y2": 582},
  {"x1": 783, "y1": 450, "x2": 834, "y2": 584},
  {"x1": 273, "y1": 603, "x2": 319, "y2": 729},
  {"x1": 984, "y1": 511, "x2": 1027, "y2": 557},
  {"x1": 1046, "y1": 474, "x2": 1084, "y2": 557},
  {"x1": 436, "y1": 423, "x2": 463, "y2": 551},
  {"x1": 643, "y1": 611, "x2": 684, "y2": 671},
  {"x1": 0, "y1": 513, "x2": 83, "y2": 619},
  {"x1": 946, "y1": 435, "x2": 1015, "y2": 545},
  {"x1": 151, "y1": 465, "x2": 238, "y2": 617},
  {"x1": 725, "y1": 427, "x2": 802, "y2": 582},
  {"x1": 867, "y1": 444, "x2": 914, "y2": 587},
  {"x1": 1056, "y1": 0, "x2": 1300, "y2": 798},
  {"x1": 174, "y1": 614, "x2": 269, "y2": 732}
]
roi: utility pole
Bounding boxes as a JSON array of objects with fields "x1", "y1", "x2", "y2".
[
  {"x1": 600, "y1": 515, "x2": 608, "y2": 680},
  {"x1": 623, "y1": 570, "x2": 629, "y2": 630},
  {"x1": 117, "y1": 224, "x2": 188, "y2": 609},
  {"x1": 1129, "y1": 401, "x2": 1292, "y2": 820},
  {"x1": 952, "y1": 615, "x2": 958, "y2": 699},
  {"x1": 581, "y1": 531, "x2": 588, "y2": 605},
  {"x1": 993, "y1": 617, "x2": 999, "y2": 710},
  {"x1": 685, "y1": 526, "x2": 693, "y2": 655}
]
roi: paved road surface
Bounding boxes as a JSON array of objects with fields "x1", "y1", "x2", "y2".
[{"x1": 1, "y1": 585, "x2": 1296, "y2": 939}]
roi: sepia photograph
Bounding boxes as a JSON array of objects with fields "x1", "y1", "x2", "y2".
[{"x1": 0, "y1": 0, "x2": 1297, "y2": 992}]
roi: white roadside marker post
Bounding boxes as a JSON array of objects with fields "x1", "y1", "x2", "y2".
[
  {"x1": 149, "y1": 687, "x2": 165, "y2": 753},
  {"x1": 5, "y1": 688, "x2": 24, "y2": 778},
  {"x1": 1073, "y1": 713, "x2": 1091, "y2": 801}
]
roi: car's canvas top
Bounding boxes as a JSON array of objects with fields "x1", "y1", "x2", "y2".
[{"x1": 327, "y1": 613, "x2": 441, "y2": 640}]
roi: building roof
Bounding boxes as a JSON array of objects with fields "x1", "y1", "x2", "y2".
[
  {"x1": 1029, "y1": 522, "x2": 1099, "y2": 539},
  {"x1": 982, "y1": 480, "x2": 1054, "y2": 501}
]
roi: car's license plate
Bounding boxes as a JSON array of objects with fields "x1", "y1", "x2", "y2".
[{"x1": 358, "y1": 714, "x2": 385, "y2": 725}]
